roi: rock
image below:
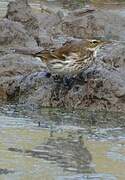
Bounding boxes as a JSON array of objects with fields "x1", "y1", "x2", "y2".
[
  {"x1": 62, "y1": 9, "x2": 125, "y2": 41},
  {"x1": 27, "y1": 82, "x2": 53, "y2": 109},
  {"x1": 3, "y1": 71, "x2": 51, "y2": 103},
  {"x1": 1, "y1": 0, "x2": 125, "y2": 111},
  {"x1": 0, "y1": 53, "x2": 44, "y2": 78},
  {"x1": 0, "y1": 19, "x2": 37, "y2": 48},
  {"x1": 6, "y1": 81, "x2": 20, "y2": 101},
  {"x1": 0, "y1": 53, "x2": 47, "y2": 101},
  {"x1": 38, "y1": 12, "x2": 62, "y2": 39},
  {"x1": 97, "y1": 42, "x2": 125, "y2": 68},
  {"x1": 5, "y1": 0, "x2": 65, "y2": 48},
  {"x1": 0, "y1": 84, "x2": 7, "y2": 101},
  {"x1": 5, "y1": 0, "x2": 39, "y2": 40},
  {"x1": 38, "y1": 29, "x2": 53, "y2": 48}
]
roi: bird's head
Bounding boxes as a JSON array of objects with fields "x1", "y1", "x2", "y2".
[{"x1": 86, "y1": 39, "x2": 105, "y2": 51}]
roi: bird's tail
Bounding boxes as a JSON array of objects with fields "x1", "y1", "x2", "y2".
[{"x1": 10, "y1": 47, "x2": 44, "y2": 56}]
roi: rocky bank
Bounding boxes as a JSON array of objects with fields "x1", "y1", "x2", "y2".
[{"x1": 0, "y1": 0, "x2": 125, "y2": 111}]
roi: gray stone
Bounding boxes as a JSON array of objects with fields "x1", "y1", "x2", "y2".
[
  {"x1": 0, "y1": 18, "x2": 37, "y2": 48},
  {"x1": 62, "y1": 9, "x2": 125, "y2": 41},
  {"x1": 6, "y1": 0, "x2": 39, "y2": 39}
]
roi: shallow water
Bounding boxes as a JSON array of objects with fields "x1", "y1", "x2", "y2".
[{"x1": 0, "y1": 105, "x2": 125, "y2": 179}]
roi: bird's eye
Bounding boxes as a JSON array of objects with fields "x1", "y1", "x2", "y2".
[{"x1": 92, "y1": 41, "x2": 97, "y2": 44}]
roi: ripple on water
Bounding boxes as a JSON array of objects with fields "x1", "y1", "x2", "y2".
[
  {"x1": 0, "y1": 115, "x2": 34, "y2": 129},
  {"x1": 58, "y1": 173, "x2": 117, "y2": 180}
]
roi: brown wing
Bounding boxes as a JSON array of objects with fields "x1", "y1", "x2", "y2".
[{"x1": 34, "y1": 40, "x2": 87, "y2": 61}]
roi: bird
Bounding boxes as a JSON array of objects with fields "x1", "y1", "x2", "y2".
[
  {"x1": 12, "y1": 39, "x2": 109, "y2": 88},
  {"x1": 32, "y1": 39, "x2": 107, "y2": 76}
]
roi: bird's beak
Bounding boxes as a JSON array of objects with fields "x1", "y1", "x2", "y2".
[{"x1": 102, "y1": 40, "x2": 112, "y2": 45}]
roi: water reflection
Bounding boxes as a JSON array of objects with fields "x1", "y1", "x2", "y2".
[
  {"x1": 8, "y1": 135, "x2": 94, "y2": 174},
  {"x1": 0, "y1": 104, "x2": 125, "y2": 179}
]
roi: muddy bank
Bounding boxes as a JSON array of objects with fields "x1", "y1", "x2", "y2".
[{"x1": 0, "y1": 0, "x2": 125, "y2": 111}]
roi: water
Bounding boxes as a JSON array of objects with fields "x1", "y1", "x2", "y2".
[{"x1": 0, "y1": 105, "x2": 125, "y2": 179}]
